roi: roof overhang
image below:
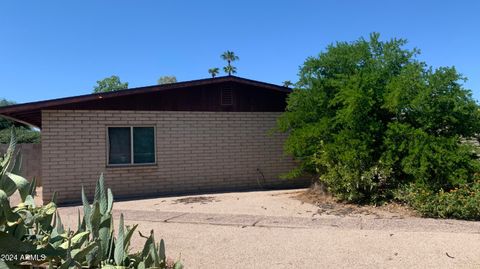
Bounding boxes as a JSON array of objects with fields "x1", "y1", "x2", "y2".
[{"x1": 0, "y1": 76, "x2": 291, "y2": 129}]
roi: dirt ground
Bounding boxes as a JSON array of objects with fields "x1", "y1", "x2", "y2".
[
  {"x1": 9, "y1": 186, "x2": 417, "y2": 219},
  {"x1": 111, "y1": 188, "x2": 417, "y2": 219},
  {"x1": 8, "y1": 187, "x2": 480, "y2": 268},
  {"x1": 294, "y1": 187, "x2": 419, "y2": 219},
  {"x1": 45, "y1": 188, "x2": 480, "y2": 268}
]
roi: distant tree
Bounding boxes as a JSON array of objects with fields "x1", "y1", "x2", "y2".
[
  {"x1": 282, "y1": 80, "x2": 293, "y2": 87},
  {"x1": 221, "y1": 51, "x2": 239, "y2": 75},
  {"x1": 0, "y1": 99, "x2": 28, "y2": 129},
  {"x1": 0, "y1": 99, "x2": 40, "y2": 143},
  {"x1": 0, "y1": 99, "x2": 13, "y2": 106},
  {"x1": 0, "y1": 99, "x2": 17, "y2": 129},
  {"x1": 208, "y1": 67, "x2": 220, "y2": 78},
  {"x1": 93, "y1": 75, "x2": 128, "y2": 93},
  {"x1": 0, "y1": 128, "x2": 40, "y2": 144},
  {"x1": 157, "y1": 76, "x2": 177, "y2": 84},
  {"x1": 223, "y1": 65, "x2": 237, "y2": 76}
]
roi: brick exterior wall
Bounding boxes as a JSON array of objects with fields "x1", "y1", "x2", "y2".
[{"x1": 41, "y1": 110, "x2": 308, "y2": 204}]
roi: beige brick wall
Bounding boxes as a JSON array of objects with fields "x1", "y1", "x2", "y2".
[{"x1": 42, "y1": 110, "x2": 307, "y2": 204}]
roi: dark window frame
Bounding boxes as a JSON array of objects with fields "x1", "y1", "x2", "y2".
[{"x1": 106, "y1": 126, "x2": 156, "y2": 167}]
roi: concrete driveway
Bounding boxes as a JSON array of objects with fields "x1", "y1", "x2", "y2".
[{"x1": 56, "y1": 189, "x2": 480, "y2": 268}]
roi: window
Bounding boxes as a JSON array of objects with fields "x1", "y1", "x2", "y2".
[
  {"x1": 108, "y1": 127, "x2": 155, "y2": 165},
  {"x1": 221, "y1": 89, "x2": 233, "y2": 105}
]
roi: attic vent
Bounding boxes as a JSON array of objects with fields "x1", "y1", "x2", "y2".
[{"x1": 221, "y1": 89, "x2": 233, "y2": 105}]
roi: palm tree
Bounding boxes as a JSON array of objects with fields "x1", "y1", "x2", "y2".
[
  {"x1": 208, "y1": 67, "x2": 220, "y2": 78},
  {"x1": 282, "y1": 80, "x2": 293, "y2": 87},
  {"x1": 223, "y1": 65, "x2": 237, "y2": 76},
  {"x1": 221, "y1": 51, "x2": 239, "y2": 75}
]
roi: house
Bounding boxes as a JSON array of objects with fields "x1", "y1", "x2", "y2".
[{"x1": 0, "y1": 76, "x2": 308, "y2": 204}]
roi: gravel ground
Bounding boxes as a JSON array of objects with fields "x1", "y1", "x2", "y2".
[{"x1": 51, "y1": 189, "x2": 480, "y2": 268}]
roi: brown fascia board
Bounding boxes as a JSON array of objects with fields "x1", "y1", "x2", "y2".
[{"x1": 0, "y1": 76, "x2": 291, "y2": 115}]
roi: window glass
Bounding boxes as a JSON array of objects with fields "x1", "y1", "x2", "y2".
[
  {"x1": 133, "y1": 127, "x2": 155, "y2": 164},
  {"x1": 108, "y1": 127, "x2": 131, "y2": 164}
]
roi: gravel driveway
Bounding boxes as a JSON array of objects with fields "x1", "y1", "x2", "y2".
[{"x1": 55, "y1": 189, "x2": 480, "y2": 268}]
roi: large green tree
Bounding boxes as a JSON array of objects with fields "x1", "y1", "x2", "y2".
[
  {"x1": 93, "y1": 75, "x2": 128, "y2": 93},
  {"x1": 278, "y1": 33, "x2": 480, "y2": 203}
]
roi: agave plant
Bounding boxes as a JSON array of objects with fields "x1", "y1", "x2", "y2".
[
  {"x1": 0, "y1": 132, "x2": 40, "y2": 245},
  {"x1": 0, "y1": 131, "x2": 182, "y2": 268},
  {"x1": 0, "y1": 130, "x2": 37, "y2": 203},
  {"x1": 0, "y1": 131, "x2": 71, "y2": 266},
  {"x1": 77, "y1": 174, "x2": 138, "y2": 267},
  {"x1": 79, "y1": 175, "x2": 182, "y2": 268}
]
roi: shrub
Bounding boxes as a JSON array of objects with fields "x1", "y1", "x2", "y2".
[
  {"x1": 278, "y1": 33, "x2": 480, "y2": 206},
  {"x1": 398, "y1": 182, "x2": 480, "y2": 220}
]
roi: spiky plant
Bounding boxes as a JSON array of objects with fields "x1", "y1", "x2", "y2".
[{"x1": 0, "y1": 131, "x2": 182, "y2": 268}]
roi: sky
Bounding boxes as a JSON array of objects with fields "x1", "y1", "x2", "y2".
[{"x1": 0, "y1": 0, "x2": 479, "y2": 103}]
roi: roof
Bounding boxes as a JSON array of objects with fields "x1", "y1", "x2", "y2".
[{"x1": 0, "y1": 76, "x2": 291, "y2": 128}]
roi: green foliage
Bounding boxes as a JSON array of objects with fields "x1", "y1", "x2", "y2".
[
  {"x1": 381, "y1": 123, "x2": 480, "y2": 191},
  {"x1": 1, "y1": 134, "x2": 62, "y2": 265},
  {"x1": 221, "y1": 50, "x2": 239, "y2": 63},
  {"x1": 0, "y1": 99, "x2": 14, "y2": 107},
  {"x1": 208, "y1": 67, "x2": 220, "y2": 78},
  {"x1": 223, "y1": 65, "x2": 237, "y2": 76},
  {"x1": 0, "y1": 127, "x2": 40, "y2": 144},
  {"x1": 73, "y1": 174, "x2": 182, "y2": 268},
  {"x1": 0, "y1": 99, "x2": 18, "y2": 130},
  {"x1": 398, "y1": 181, "x2": 480, "y2": 220},
  {"x1": 93, "y1": 75, "x2": 129, "y2": 93},
  {"x1": 0, "y1": 133, "x2": 182, "y2": 268},
  {"x1": 0, "y1": 133, "x2": 36, "y2": 200},
  {"x1": 278, "y1": 33, "x2": 480, "y2": 207},
  {"x1": 158, "y1": 76, "x2": 177, "y2": 85},
  {"x1": 221, "y1": 50, "x2": 239, "y2": 75},
  {"x1": 0, "y1": 99, "x2": 40, "y2": 143},
  {"x1": 282, "y1": 80, "x2": 293, "y2": 87}
]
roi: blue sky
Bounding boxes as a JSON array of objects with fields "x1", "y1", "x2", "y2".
[{"x1": 1, "y1": 0, "x2": 479, "y2": 103}]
